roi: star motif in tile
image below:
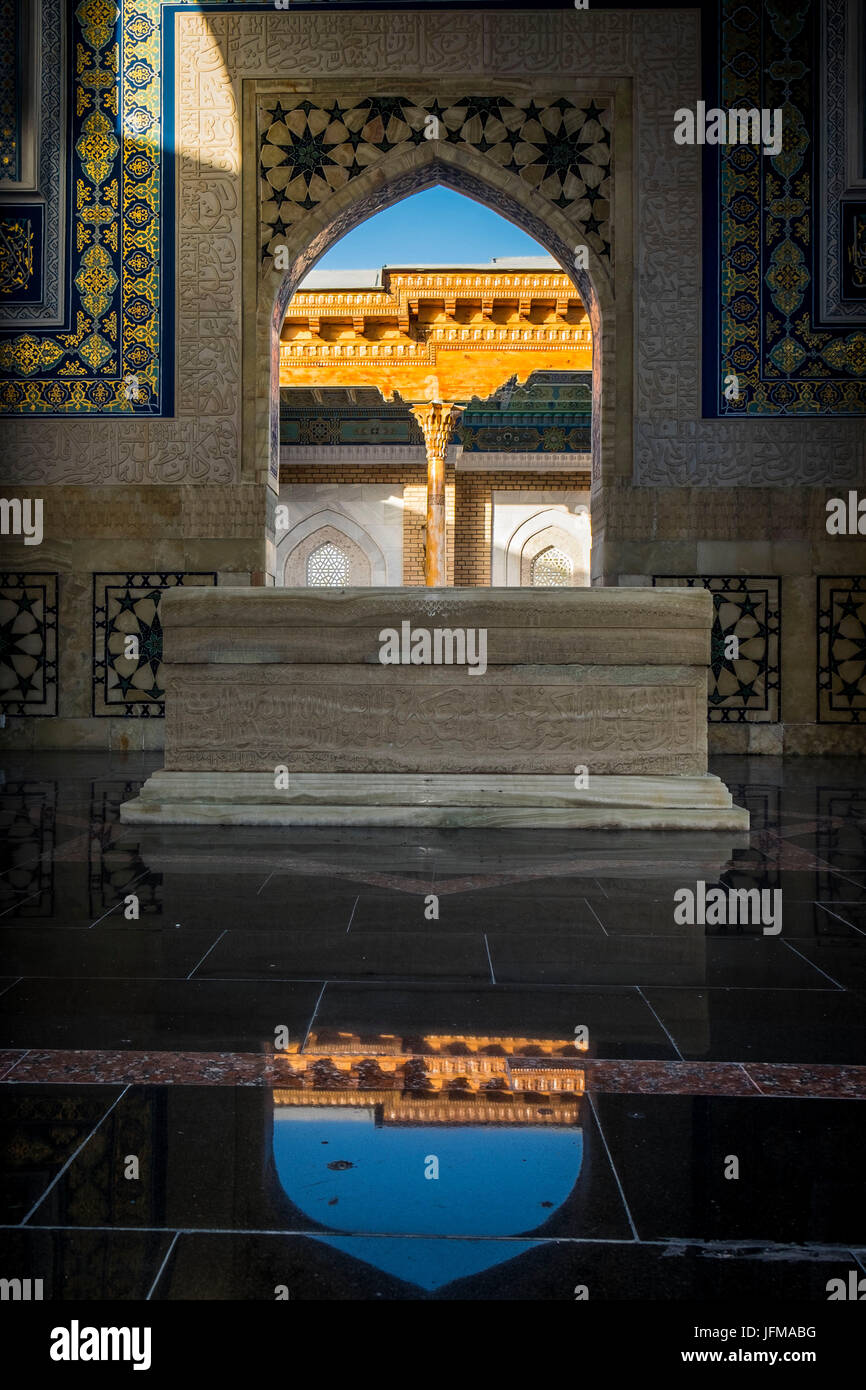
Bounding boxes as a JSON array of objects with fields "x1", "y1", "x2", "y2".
[
  {"x1": 538, "y1": 130, "x2": 602, "y2": 183},
  {"x1": 269, "y1": 209, "x2": 291, "y2": 240},
  {"x1": 582, "y1": 100, "x2": 606, "y2": 125},
  {"x1": 323, "y1": 99, "x2": 351, "y2": 124},
  {"x1": 519, "y1": 99, "x2": 548, "y2": 125},
  {"x1": 115, "y1": 589, "x2": 139, "y2": 615},
  {"x1": 455, "y1": 95, "x2": 506, "y2": 126},
  {"x1": 282, "y1": 127, "x2": 341, "y2": 186},
  {"x1": 358, "y1": 96, "x2": 408, "y2": 133},
  {"x1": 836, "y1": 592, "x2": 864, "y2": 621},
  {"x1": 264, "y1": 100, "x2": 293, "y2": 127}
]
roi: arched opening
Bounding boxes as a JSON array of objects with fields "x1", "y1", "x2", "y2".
[
  {"x1": 254, "y1": 134, "x2": 615, "y2": 587},
  {"x1": 265, "y1": 173, "x2": 606, "y2": 588}
]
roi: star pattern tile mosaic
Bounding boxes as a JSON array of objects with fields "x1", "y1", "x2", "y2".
[
  {"x1": 0, "y1": 572, "x2": 58, "y2": 716},
  {"x1": 818, "y1": 576, "x2": 866, "y2": 724},
  {"x1": 92, "y1": 572, "x2": 217, "y2": 718},
  {"x1": 259, "y1": 94, "x2": 612, "y2": 264},
  {"x1": 653, "y1": 576, "x2": 781, "y2": 723}
]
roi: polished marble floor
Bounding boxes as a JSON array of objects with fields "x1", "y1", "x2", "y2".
[{"x1": 1, "y1": 752, "x2": 864, "y2": 1299}]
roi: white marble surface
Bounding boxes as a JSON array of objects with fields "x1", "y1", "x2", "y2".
[
  {"x1": 491, "y1": 492, "x2": 591, "y2": 585},
  {"x1": 275, "y1": 483, "x2": 404, "y2": 586}
]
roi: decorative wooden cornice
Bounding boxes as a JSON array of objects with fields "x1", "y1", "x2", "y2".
[{"x1": 280, "y1": 267, "x2": 592, "y2": 397}]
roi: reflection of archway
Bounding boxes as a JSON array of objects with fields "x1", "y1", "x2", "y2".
[
  {"x1": 277, "y1": 508, "x2": 386, "y2": 586},
  {"x1": 254, "y1": 135, "x2": 620, "y2": 580}
]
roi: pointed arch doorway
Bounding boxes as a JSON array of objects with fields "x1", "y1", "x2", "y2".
[{"x1": 246, "y1": 97, "x2": 628, "y2": 586}]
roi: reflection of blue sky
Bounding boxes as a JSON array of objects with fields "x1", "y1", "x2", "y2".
[{"x1": 274, "y1": 1107, "x2": 582, "y2": 1291}]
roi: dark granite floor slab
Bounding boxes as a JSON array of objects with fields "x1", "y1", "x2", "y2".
[
  {"x1": 591, "y1": 877, "x2": 725, "y2": 904},
  {"x1": 642, "y1": 987, "x2": 866, "y2": 1064},
  {"x1": 597, "y1": 898, "x2": 865, "y2": 940},
  {"x1": 831, "y1": 904, "x2": 866, "y2": 935},
  {"x1": 593, "y1": 1094, "x2": 866, "y2": 1245},
  {"x1": 191, "y1": 929, "x2": 493, "y2": 982},
  {"x1": 0, "y1": 977, "x2": 323, "y2": 1052},
  {"x1": 0, "y1": 1084, "x2": 124, "y2": 1223},
  {"x1": 721, "y1": 868, "x2": 865, "y2": 905},
  {"x1": 0, "y1": 1227, "x2": 173, "y2": 1300},
  {"x1": 0, "y1": 926, "x2": 223, "y2": 978},
  {"x1": 141, "y1": 891, "x2": 357, "y2": 934},
  {"x1": 486, "y1": 936, "x2": 833, "y2": 989},
  {"x1": 311, "y1": 983, "x2": 680, "y2": 1059},
  {"x1": 350, "y1": 890, "x2": 605, "y2": 934},
  {"x1": 783, "y1": 938, "x2": 866, "y2": 991},
  {"x1": 259, "y1": 872, "x2": 432, "y2": 900}
]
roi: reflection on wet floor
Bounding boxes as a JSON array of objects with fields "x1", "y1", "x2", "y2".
[
  {"x1": 271, "y1": 1031, "x2": 586, "y2": 1286},
  {"x1": 0, "y1": 753, "x2": 865, "y2": 1298}
]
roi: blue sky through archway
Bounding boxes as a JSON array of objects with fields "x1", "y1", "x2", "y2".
[{"x1": 315, "y1": 187, "x2": 548, "y2": 268}]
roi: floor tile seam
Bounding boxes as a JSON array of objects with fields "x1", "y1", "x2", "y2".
[
  {"x1": 634, "y1": 986, "x2": 684, "y2": 1061},
  {"x1": 18, "y1": 1083, "x2": 131, "y2": 1226},
  {"x1": 3, "y1": 1049, "x2": 864, "y2": 1071},
  {"x1": 736, "y1": 1062, "x2": 765, "y2": 1096},
  {"x1": 483, "y1": 934, "x2": 496, "y2": 984},
  {"x1": 185, "y1": 930, "x2": 230, "y2": 981},
  {"x1": 87, "y1": 869, "x2": 152, "y2": 929},
  {"x1": 0, "y1": 1047, "x2": 31, "y2": 1079},
  {"x1": 0, "y1": 885, "x2": 48, "y2": 920},
  {"x1": 584, "y1": 1092, "x2": 639, "y2": 1241},
  {"x1": 4, "y1": 1079, "x2": 864, "y2": 1098},
  {"x1": 819, "y1": 905, "x2": 866, "y2": 937},
  {"x1": 779, "y1": 939, "x2": 845, "y2": 990},
  {"x1": 0, "y1": 850, "x2": 44, "y2": 882},
  {"x1": 1, "y1": 973, "x2": 846, "y2": 988},
  {"x1": 300, "y1": 982, "x2": 328, "y2": 1054},
  {"x1": 583, "y1": 898, "x2": 609, "y2": 936},
  {"x1": 0, "y1": 1223, "x2": 653, "y2": 1244},
  {"x1": 4, "y1": 1225, "x2": 863, "y2": 1260},
  {"x1": 145, "y1": 1232, "x2": 180, "y2": 1301}
]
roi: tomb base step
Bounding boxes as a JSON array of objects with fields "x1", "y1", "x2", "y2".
[{"x1": 120, "y1": 772, "x2": 750, "y2": 830}]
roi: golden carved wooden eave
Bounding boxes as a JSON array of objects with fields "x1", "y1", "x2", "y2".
[{"x1": 279, "y1": 267, "x2": 591, "y2": 400}]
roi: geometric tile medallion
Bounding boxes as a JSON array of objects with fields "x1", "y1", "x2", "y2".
[
  {"x1": 92, "y1": 572, "x2": 217, "y2": 718},
  {"x1": 259, "y1": 93, "x2": 612, "y2": 264},
  {"x1": 817, "y1": 576, "x2": 866, "y2": 723},
  {"x1": 0, "y1": 571, "x2": 58, "y2": 716},
  {"x1": 653, "y1": 576, "x2": 781, "y2": 722}
]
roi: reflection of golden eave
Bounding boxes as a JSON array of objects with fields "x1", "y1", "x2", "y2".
[
  {"x1": 303, "y1": 1033, "x2": 588, "y2": 1057},
  {"x1": 273, "y1": 1090, "x2": 583, "y2": 1125},
  {"x1": 268, "y1": 1034, "x2": 586, "y2": 1120}
]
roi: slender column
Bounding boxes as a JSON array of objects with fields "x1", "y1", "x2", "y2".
[{"x1": 410, "y1": 401, "x2": 463, "y2": 586}]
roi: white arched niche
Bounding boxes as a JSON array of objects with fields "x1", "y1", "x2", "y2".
[
  {"x1": 491, "y1": 492, "x2": 591, "y2": 587},
  {"x1": 275, "y1": 486, "x2": 402, "y2": 586}
]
